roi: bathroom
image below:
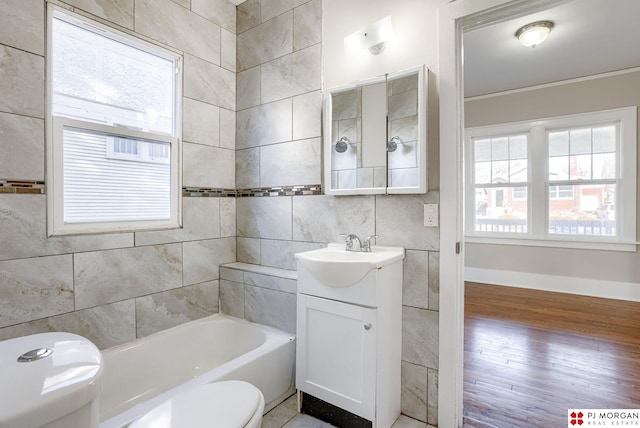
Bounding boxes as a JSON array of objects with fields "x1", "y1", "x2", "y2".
[{"x1": 0, "y1": 0, "x2": 444, "y2": 426}]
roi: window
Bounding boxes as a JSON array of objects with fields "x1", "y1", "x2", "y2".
[
  {"x1": 471, "y1": 134, "x2": 529, "y2": 233},
  {"x1": 549, "y1": 185, "x2": 574, "y2": 199},
  {"x1": 547, "y1": 124, "x2": 617, "y2": 237},
  {"x1": 107, "y1": 137, "x2": 170, "y2": 164},
  {"x1": 46, "y1": 6, "x2": 182, "y2": 235},
  {"x1": 465, "y1": 107, "x2": 636, "y2": 249}
]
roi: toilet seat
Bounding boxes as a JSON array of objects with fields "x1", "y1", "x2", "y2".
[{"x1": 128, "y1": 381, "x2": 265, "y2": 428}]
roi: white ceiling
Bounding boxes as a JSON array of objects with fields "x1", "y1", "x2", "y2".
[{"x1": 463, "y1": 0, "x2": 640, "y2": 97}]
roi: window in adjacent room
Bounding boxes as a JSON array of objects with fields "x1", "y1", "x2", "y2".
[
  {"x1": 47, "y1": 6, "x2": 182, "y2": 235},
  {"x1": 465, "y1": 107, "x2": 636, "y2": 249},
  {"x1": 471, "y1": 133, "x2": 529, "y2": 233}
]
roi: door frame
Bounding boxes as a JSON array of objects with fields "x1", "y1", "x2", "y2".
[{"x1": 437, "y1": 0, "x2": 566, "y2": 426}]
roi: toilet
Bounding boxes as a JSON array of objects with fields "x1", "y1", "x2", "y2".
[
  {"x1": 0, "y1": 332, "x2": 103, "y2": 428},
  {"x1": 128, "y1": 380, "x2": 265, "y2": 428}
]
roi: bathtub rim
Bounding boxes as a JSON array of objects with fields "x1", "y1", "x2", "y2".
[
  {"x1": 99, "y1": 313, "x2": 295, "y2": 428},
  {"x1": 101, "y1": 312, "x2": 291, "y2": 356}
]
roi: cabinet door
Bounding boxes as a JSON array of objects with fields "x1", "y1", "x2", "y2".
[{"x1": 296, "y1": 294, "x2": 377, "y2": 420}]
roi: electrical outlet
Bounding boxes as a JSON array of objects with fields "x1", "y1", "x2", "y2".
[{"x1": 424, "y1": 203, "x2": 438, "y2": 227}]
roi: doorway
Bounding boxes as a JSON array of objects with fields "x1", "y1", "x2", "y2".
[
  {"x1": 461, "y1": 0, "x2": 640, "y2": 425},
  {"x1": 439, "y1": 0, "x2": 640, "y2": 426}
]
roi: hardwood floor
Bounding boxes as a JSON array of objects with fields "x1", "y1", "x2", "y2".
[{"x1": 463, "y1": 282, "x2": 640, "y2": 427}]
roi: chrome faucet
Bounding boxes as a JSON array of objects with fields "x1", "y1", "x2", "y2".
[{"x1": 341, "y1": 234, "x2": 379, "y2": 252}]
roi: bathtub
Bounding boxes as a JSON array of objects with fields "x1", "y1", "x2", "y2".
[{"x1": 99, "y1": 314, "x2": 296, "y2": 428}]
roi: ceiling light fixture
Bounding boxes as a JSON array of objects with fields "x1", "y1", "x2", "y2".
[
  {"x1": 515, "y1": 20, "x2": 554, "y2": 48},
  {"x1": 344, "y1": 16, "x2": 394, "y2": 55}
]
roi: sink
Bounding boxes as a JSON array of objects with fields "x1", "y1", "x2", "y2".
[{"x1": 295, "y1": 243, "x2": 404, "y2": 287}]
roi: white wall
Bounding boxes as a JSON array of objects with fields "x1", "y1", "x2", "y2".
[{"x1": 322, "y1": 0, "x2": 443, "y2": 89}]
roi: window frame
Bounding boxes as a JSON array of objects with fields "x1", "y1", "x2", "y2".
[
  {"x1": 465, "y1": 107, "x2": 637, "y2": 251},
  {"x1": 466, "y1": 124, "x2": 533, "y2": 238},
  {"x1": 46, "y1": 4, "x2": 183, "y2": 236}
]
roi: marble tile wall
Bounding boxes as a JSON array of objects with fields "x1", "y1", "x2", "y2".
[
  {"x1": 220, "y1": 263, "x2": 298, "y2": 333},
  {"x1": 235, "y1": 0, "x2": 322, "y2": 189},
  {"x1": 236, "y1": 0, "x2": 440, "y2": 423},
  {"x1": 0, "y1": 0, "x2": 236, "y2": 349}
]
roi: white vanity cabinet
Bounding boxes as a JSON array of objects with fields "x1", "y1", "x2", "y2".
[
  {"x1": 295, "y1": 245, "x2": 404, "y2": 428},
  {"x1": 297, "y1": 294, "x2": 378, "y2": 419}
]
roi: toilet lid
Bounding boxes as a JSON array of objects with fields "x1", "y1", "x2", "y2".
[
  {"x1": 0, "y1": 332, "x2": 103, "y2": 428},
  {"x1": 129, "y1": 381, "x2": 263, "y2": 428}
]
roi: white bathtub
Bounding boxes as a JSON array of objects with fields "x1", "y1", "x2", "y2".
[{"x1": 99, "y1": 314, "x2": 296, "y2": 428}]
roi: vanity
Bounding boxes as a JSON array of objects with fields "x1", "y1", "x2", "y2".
[{"x1": 295, "y1": 243, "x2": 404, "y2": 428}]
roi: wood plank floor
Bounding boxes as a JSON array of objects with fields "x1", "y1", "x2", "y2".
[{"x1": 463, "y1": 282, "x2": 640, "y2": 427}]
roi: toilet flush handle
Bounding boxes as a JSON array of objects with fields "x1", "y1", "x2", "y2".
[{"x1": 18, "y1": 348, "x2": 53, "y2": 362}]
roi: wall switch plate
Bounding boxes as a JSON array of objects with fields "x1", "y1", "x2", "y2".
[{"x1": 424, "y1": 203, "x2": 438, "y2": 227}]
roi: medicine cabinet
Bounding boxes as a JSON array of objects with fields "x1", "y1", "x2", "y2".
[{"x1": 323, "y1": 66, "x2": 427, "y2": 195}]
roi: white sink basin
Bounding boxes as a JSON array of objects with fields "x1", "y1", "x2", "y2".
[{"x1": 295, "y1": 243, "x2": 404, "y2": 287}]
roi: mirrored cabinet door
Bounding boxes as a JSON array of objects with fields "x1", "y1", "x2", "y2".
[
  {"x1": 387, "y1": 70, "x2": 422, "y2": 191},
  {"x1": 328, "y1": 78, "x2": 387, "y2": 194},
  {"x1": 324, "y1": 66, "x2": 427, "y2": 195}
]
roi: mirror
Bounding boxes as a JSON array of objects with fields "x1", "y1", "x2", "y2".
[{"x1": 323, "y1": 66, "x2": 427, "y2": 195}]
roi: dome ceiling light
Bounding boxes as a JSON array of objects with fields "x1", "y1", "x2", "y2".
[{"x1": 515, "y1": 20, "x2": 555, "y2": 48}]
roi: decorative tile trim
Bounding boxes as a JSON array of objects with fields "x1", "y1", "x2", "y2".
[
  {"x1": 182, "y1": 187, "x2": 237, "y2": 197},
  {"x1": 183, "y1": 184, "x2": 323, "y2": 198},
  {"x1": 236, "y1": 184, "x2": 323, "y2": 197},
  {"x1": 0, "y1": 181, "x2": 322, "y2": 198},
  {"x1": 0, "y1": 179, "x2": 46, "y2": 194}
]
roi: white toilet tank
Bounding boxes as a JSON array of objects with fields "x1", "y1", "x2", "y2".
[{"x1": 0, "y1": 332, "x2": 103, "y2": 428}]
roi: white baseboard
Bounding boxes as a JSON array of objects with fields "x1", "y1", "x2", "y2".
[{"x1": 464, "y1": 267, "x2": 640, "y2": 302}]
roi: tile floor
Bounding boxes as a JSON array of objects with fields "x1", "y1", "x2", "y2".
[{"x1": 264, "y1": 394, "x2": 435, "y2": 428}]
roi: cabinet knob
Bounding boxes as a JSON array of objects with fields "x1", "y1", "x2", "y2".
[{"x1": 364, "y1": 323, "x2": 372, "y2": 331}]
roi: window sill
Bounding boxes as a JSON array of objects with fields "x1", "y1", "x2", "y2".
[{"x1": 464, "y1": 235, "x2": 638, "y2": 252}]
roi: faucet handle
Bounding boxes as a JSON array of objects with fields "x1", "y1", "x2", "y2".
[
  {"x1": 362, "y1": 235, "x2": 378, "y2": 252},
  {"x1": 339, "y1": 233, "x2": 354, "y2": 251}
]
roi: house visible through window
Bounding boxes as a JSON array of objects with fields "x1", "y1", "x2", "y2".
[
  {"x1": 472, "y1": 134, "x2": 529, "y2": 233},
  {"x1": 47, "y1": 6, "x2": 182, "y2": 235},
  {"x1": 549, "y1": 185, "x2": 574, "y2": 199},
  {"x1": 465, "y1": 107, "x2": 636, "y2": 248},
  {"x1": 547, "y1": 125, "x2": 617, "y2": 236}
]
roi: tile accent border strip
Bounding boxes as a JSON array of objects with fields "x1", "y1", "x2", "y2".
[
  {"x1": 236, "y1": 184, "x2": 322, "y2": 197},
  {"x1": 184, "y1": 184, "x2": 322, "y2": 198},
  {"x1": 182, "y1": 187, "x2": 237, "y2": 197},
  {"x1": 0, "y1": 179, "x2": 46, "y2": 194},
  {"x1": 0, "y1": 180, "x2": 322, "y2": 198}
]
